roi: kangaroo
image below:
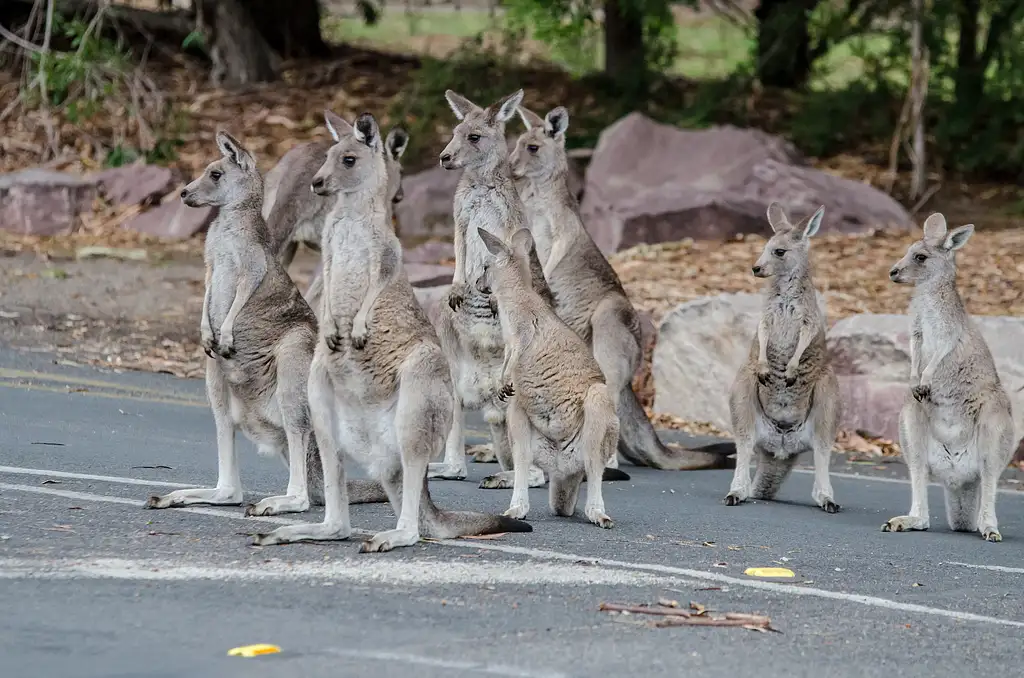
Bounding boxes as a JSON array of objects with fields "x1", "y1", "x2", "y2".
[
  {"x1": 882, "y1": 213, "x2": 1014, "y2": 542},
  {"x1": 253, "y1": 112, "x2": 531, "y2": 551},
  {"x1": 262, "y1": 124, "x2": 408, "y2": 314},
  {"x1": 145, "y1": 131, "x2": 323, "y2": 517},
  {"x1": 425, "y1": 88, "x2": 548, "y2": 490},
  {"x1": 510, "y1": 104, "x2": 737, "y2": 474},
  {"x1": 725, "y1": 203, "x2": 841, "y2": 513},
  {"x1": 476, "y1": 227, "x2": 619, "y2": 528}
]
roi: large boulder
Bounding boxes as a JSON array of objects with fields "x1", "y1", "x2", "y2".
[
  {"x1": 395, "y1": 139, "x2": 584, "y2": 239},
  {"x1": 123, "y1": 200, "x2": 217, "y2": 240},
  {"x1": 828, "y1": 314, "x2": 1024, "y2": 451},
  {"x1": 651, "y1": 292, "x2": 827, "y2": 430},
  {"x1": 580, "y1": 113, "x2": 914, "y2": 253},
  {"x1": 92, "y1": 163, "x2": 175, "y2": 207},
  {"x1": 0, "y1": 169, "x2": 98, "y2": 235}
]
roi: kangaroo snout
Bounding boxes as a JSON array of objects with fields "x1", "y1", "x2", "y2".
[
  {"x1": 889, "y1": 267, "x2": 901, "y2": 282},
  {"x1": 752, "y1": 264, "x2": 765, "y2": 277},
  {"x1": 439, "y1": 153, "x2": 453, "y2": 169},
  {"x1": 310, "y1": 177, "x2": 326, "y2": 195}
]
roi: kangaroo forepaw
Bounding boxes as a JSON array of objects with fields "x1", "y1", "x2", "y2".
[
  {"x1": 216, "y1": 338, "x2": 235, "y2": 359},
  {"x1": 503, "y1": 503, "x2": 529, "y2": 520},
  {"x1": 912, "y1": 384, "x2": 931, "y2": 402},
  {"x1": 881, "y1": 516, "x2": 929, "y2": 533},
  {"x1": 822, "y1": 500, "x2": 841, "y2": 514},
  {"x1": 784, "y1": 372, "x2": 797, "y2": 387},
  {"x1": 200, "y1": 334, "x2": 217, "y2": 359},
  {"x1": 488, "y1": 296, "x2": 498, "y2": 317},
  {"x1": 498, "y1": 383, "x2": 515, "y2": 402},
  {"x1": 756, "y1": 365, "x2": 770, "y2": 386},
  {"x1": 325, "y1": 333, "x2": 343, "y2": 352},
  {"x1": 447, "y1": 284, "x2": 465, "y2": 312},
  {"x1": 982, "y1": 527, "x2": 1002, "y2": 542},
  {"x1": 724, "y1": 492, "x2": 746, "y2": 507},
  {"x1": 586, "y1": 506, "x2": 614, "y2": 529},
  {"x1": 351, "y1": 328, "x2": 367, "y2": 350}
]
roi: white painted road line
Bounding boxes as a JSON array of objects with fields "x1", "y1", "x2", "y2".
[
  {"x1": 3, "y1": 481, "x2": 1024, "y2": 630},
  {"x1": 3, "y1": 464, "x2": 1023, "y2": 497},
  {"x1": 324, "y1": 648, "x2": 568, "y2": 678},
  {"x1": 0, "y1": 466, "x2": 193, "y2": 489},
  {"x1": 944, "y1": 561, "x2": 1024, "y2": 575},
  {"x1": 792, "y1": 468, "x2": 1024, "y2": 496}
]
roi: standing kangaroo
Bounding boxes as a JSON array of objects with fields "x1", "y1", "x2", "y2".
[
  {"x1": 427, "y1": 88, "x2": 546, "y2": 489},
  {"x1": 262, "y1": 123, "x2": 408, "y2": 314},
  {"x1": 510, "y1": 104, "x2": 737, "y2": 473},
  {"x1": 253, "y1": 112, "x2": 531, "y2": 551},
  {"x1": 477, "y1": 227, "x2": 619, "y2": 528},
  {"x1": 725, "y1": 203, "x2": 840, "y2": 513},
  {"x1": 883, "y1": 213, "x2": 1014, "y2": 542},
  {"x1": 146, "y1": 131, "x2": 322, "y2": 517}
]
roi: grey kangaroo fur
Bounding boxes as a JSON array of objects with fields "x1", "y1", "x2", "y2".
[
  {"x1": 476, "y1": 227, "x2": 619, "y2": 528},
  {"x1": 511, "y1": 104, "x2": 736, "y2": 473},
  {"x1": 146, "y1": 131, "x2": 325, "y2": 517},
  {"x1": 253, "y1": 111, "x2": 531, "y2": 551},
  {"x1": 882, "y1": 213, "x2": 1014, "y2": 542},
  {"x1": 262, "y1": 124, "x2": 408, "y2": 313},
  {"x1": 725, "y1": 203, "x2": 841, "y2": 513},
  {"x1": 427, "y1": 88, "x2": 548, "y2": 489}
]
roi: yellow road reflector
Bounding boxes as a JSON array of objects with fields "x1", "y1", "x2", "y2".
[
  {"x1": 227, "y1": 644, "x2": 281, "y2": 657},
  {"x1": 744, "y1": 567, "x2": 795, "y2": 578}
]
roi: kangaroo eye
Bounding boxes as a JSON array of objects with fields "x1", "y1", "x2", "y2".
[
  {"x1": 773, "y1": 248, "x2": 786, "y2": 257},
  {"x1": 210, "y1": 170, "x2": 222, "y2": 181},
  {"x1": 527, "y1": 144, "x2": 539, "y2": 153},
  {"x1": 342, "y1": 156, "x2": 356, "y2": 168},
  {"x1": 468, "y1": 134, "x2": 481, "y2": 143},
  {"x1": 914, "y1": 253, "x2": 927, "y2": 263}
]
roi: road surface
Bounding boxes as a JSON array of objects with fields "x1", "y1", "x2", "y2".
[{"x1": 1, "y1": 349, "x2": 1022, "y2": 678}]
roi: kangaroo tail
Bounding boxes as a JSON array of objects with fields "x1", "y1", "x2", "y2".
[
  {"x1": 617, "y1": 385, "x2": 737, "y2": 471},
  {"x1": 305, "y1": 435, "x2": 325, "y2": 506},
  {"x1": 602, "y1": 468, "x2": 631, "y2": 481},
  {"x1": 419, "y1": 480, "x2": 532, "y2": 539},
  {"x1": 751, "y1": 454, "x2": 797, "y2": 500}
]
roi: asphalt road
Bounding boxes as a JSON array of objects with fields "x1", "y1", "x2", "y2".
[{"x1": 1, "y1": 348, "x2": 1023, "y2": 678}]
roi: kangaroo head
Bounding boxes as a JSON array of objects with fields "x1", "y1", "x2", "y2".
[
  {"x1": 181, "y1": 131, "x2": 260, "y2": 208},
  {"x1": 752, "y1": 203, "x2": 824, "y2": 279},
  {"x1": 475, "y1": 227, "x2": 535, "y2": 295},
  {"x1": 439, "y1": 89, "x2": 524, "y2": 171},
  {"x1": 311, "y1": 110, "x2": 387, "y2": 197},
  {"x1": 385, "y1": 126, "x2": 409, "y2": 205},
  {"x1": 509, "y1": 105, "x2": 568, "y2": 181},
  {"x1": 890, "y1": 212, "x2": 974, "y2": 285}
]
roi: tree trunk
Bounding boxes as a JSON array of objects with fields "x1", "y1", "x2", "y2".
[
  {"x1": 200, "y1": 0, "x2": 278, "y2": 87},
  {"x1": 604, "y1": 0, "x2": 646, "y2": 86},
  {"x1": 953, "y1": 0, "x2": 983, "y2": 113},
  {"x1": 755, "y1": 0, "x2": 815, "y2": 89},
  {"x1": 247, "y1": 0, "x2": 328, "y2": 59}
]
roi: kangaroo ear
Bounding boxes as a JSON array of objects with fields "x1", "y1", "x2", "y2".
[
  {"x1": 509, "y1": 228, "x2": 535, "y2": 257},
  {"x1": 215, "y1": 131, "x2": 255, "y2": 172},
  {"x1": 766, "y1": 202, "x2": 788, "y2": 233},
  {"x1": 477, "y1": 227, "x2": 507, "y2": 256},
  {"x1": 923, "y1": 212, "x2": 948, "y2": 243},
  {"x1": 801, "y1": 206, "x2": 825, "y2": 239},
  {"x1": 517, "y1": 105, "x2": 544, "y2": 131},
  {"x1": 491, "y1": 89, "x2": 525, "y2": 124},
  {"x1": 385, "y1": 127, "x2": 409, "y2": 161},
  {"x1": 324, "y1": 109, "x2": 352, "y2": 142},
  {"x1": 353, "y1": 113, "x2": 381, "y2": 150},
  {"x1": 943, "y1": 224, "x2": 974, "y2": 251},
  {"x1": 445, "y1": 90, "x2": 480, "y2": 121},
  {"x1": 544, "y1": 107, "x2": 569, "y2": 139}
]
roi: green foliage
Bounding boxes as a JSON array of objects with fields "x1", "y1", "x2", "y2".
[{"x1": 504, "y1": 0, "x2": 601, "y2": 75}]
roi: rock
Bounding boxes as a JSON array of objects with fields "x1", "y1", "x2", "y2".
[
  {"x1": 406, "y1": 262, "x2": 454, "y2": 288},
  {"x1": 405, "y1": 240, "x2": 455, "y2": 264},
  {"x1": 580, "y1": 113, "x2": 914, "y2": 253},
  {"x1": 395, "y1": 137, "x2": 584, "y2": 239},
  {"x1": 123, "y1": 200, "x2": 216, "y2": 240},
  {"x1": 827, "y1": 313, "x2": 1024, "y2": 449},
  {"x1": 394, "y1": 166, "x2": 462, "y2": 239},
  {"x1": 651, "y1": 291, "x2": 826, "y2": 430},
  {"x1": 92, "y1": 163, "x2": 175, "y2": 207},
  {"x1": 0, "y1": 169, "x2": 98, "y2": 235},
  {"x1": 413, "y1": 284, "x2": 450, "y2": 328}
]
